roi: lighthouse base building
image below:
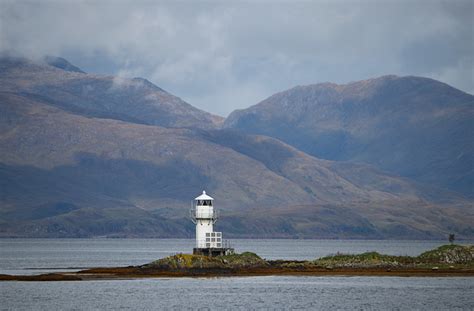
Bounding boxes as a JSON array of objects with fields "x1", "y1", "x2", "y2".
[{"x1": 191, "y1": 191, "x2": 234, "y2": 257}]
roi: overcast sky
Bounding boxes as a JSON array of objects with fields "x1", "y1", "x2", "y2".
[{"x1": 1, "y1": 0, "x2": 472, "y2": 116}]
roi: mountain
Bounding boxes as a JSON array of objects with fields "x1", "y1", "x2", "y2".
[
  {"x1": 43, "y1": 56, "x2": 85, "y2": 73},
  {"x1": 0, "y1": 57, "x2": 472, "y2": 239},
  {"x1": 224, "y1": 76, "x2": 474, "y2": 197},
  {"x1": 0, "y1": 56, "x2": 223, "y2": 129}
]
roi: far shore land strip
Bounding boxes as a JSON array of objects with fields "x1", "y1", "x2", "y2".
[
  {"x1": 1, "y1": 244, "x2": 473, "y2": 281},
  {"x1": 3, "y1": 193, "x2": 473, "y2": 281}
]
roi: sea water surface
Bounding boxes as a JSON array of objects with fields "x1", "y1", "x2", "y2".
[{"x1": 1, "y1": 239, "x2": 473, "y2": 310}]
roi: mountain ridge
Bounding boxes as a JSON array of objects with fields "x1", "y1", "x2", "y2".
[
  {"x1": 43, "y1": 56, "x2": 86, "y2": 73},
  {"x1": 0, "y1": 56, "x2": 472, "y2": 239},
  {"x1": 0, "y1": 56, "x2": 224, "y2": 129},
  {"x1": 224, "y1": 75, "x2": 474, "y2": 197}
]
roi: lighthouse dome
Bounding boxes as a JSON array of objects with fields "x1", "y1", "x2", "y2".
[{"x1": 195, "y1": 190, "x2": 214, "y2": 201}]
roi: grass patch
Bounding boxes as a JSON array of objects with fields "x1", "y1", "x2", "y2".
[
  {"x1": 145, "y1": 252, "x2": 268, "y2": 270},
  {"x1": 314, "y1": 252, "x2": 414, "y2": 268},
  {"x1": 144, "y1": 244, "x2": 473, "y2": 271},
  {"x1": 313, "y1": 245, "x2": 473, "y2": 268}
]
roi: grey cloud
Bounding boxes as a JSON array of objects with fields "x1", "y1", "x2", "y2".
[{"x1": 1, "y1": 0, "x2": 472, "y2": 116}]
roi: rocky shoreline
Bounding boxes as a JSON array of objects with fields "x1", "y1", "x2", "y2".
[{"x1": 1, "y1": 244, "x2": 473, "y2": 281}]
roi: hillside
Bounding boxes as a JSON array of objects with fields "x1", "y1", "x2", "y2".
[
  {"x1": 0, "y1": 57, "x2": 472, "y2": 238},
  {"x1": 224, "y1": 76, "x2": 474, "y2": 196},
  {"x1": 0, "y1": 56, "x2": 223, "y2": 129}
]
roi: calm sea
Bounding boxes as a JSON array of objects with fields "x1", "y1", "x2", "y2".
[{"x1": 1, "y1": 239, "x2": 473, "y2": 310}]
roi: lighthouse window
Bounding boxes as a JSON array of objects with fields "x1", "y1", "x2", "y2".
[
  {"x1": 211, "y1": 238, "x2": 216, "y2": 242},
  {"x1": 211, "y1": 232, "x2": 215, "y2": 237},
  {"x1": 206, "y1": 233, "x2": 211, "y2": 237},
  {"x1": 217, "y1": 243, "x2": 221, "y2": 247},
  {"x1": 206, "y1": 243, "x2": 210, "y2": 247},
  {"x1": 216, "y1": 232, "x2": 221, "y2": 237},
  {"x1": 206, "y1": 238, "x2": 210, "y2": 242}
]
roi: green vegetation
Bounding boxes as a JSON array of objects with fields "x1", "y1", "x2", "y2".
[
  {"x1": 143, "y1": 245, "x2": 473, "y2": 272},
  {"x1": 313, "y1": 245, "x2": 473, "y2": 269},
  {"x1": 314, "y1": 252, "x2": 414, "y2": 268},
  {"x1": 219, "y1": 252, "x2": 268, "y2": 268},
  {"x1": 146, "y1": 254, "x2": 217, "y2": 270},
  {"x1": 144, "y1": 252, "x2": 267, "y2": 270},
  {"x1": 417, "y1": 244, "x2": 473, "y2": 265}
]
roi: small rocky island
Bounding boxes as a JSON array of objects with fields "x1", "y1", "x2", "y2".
[{"x1": 1, "y1": 244, "x2": 473, "y2": 281}]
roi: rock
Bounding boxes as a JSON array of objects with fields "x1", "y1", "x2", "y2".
[
  {"x1": 143, "y1": 252, "x2": 268, "y2": 271},
  {"x1": 418, "y1": 245, "x2": 474, "y2": 265}
]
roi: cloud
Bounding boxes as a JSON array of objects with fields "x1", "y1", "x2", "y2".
[{"x1": 1, "y1": 0, "x2": 472, "y2": 116}]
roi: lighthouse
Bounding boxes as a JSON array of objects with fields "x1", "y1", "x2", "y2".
[{"x1": 191, "y1": 191, "x2": 234, "y2": 256}]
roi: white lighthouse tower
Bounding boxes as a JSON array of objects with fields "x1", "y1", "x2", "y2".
[{"x1": 191, "y1": 190, "x2": 233, "y2": 256}]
